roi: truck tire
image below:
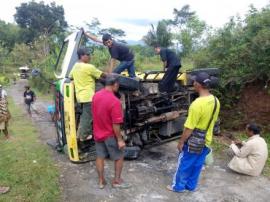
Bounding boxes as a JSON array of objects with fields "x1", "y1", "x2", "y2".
[
  {"x1": 186, "y1": 68, "x2": 220, "y2": 86},
  {"x1": 55, "y1": 92, "x2": 66, "y2": 151},
  {"x1": 98, "y1": 75, "x2": 140, "y2": 91},
  {"x1": 187, "y1": 68, "x2": 220, "y2": 77}
]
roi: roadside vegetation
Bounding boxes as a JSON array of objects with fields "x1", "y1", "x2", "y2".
[{"x1": 0, "y1": 98, "x2": 59, "y2": 201}]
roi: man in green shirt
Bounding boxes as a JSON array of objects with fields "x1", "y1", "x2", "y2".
[
  {"x1": 69, "y1": 48, "x2": 106, "y2": 141},
  {"x1": 167, "y1": 72, "x2": 220, "y2": 192}
]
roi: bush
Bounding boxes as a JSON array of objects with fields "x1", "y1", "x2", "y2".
[
  {"x1": 192, "y1": 5, "x2": 270, "y2": 107},
  {"x1": 0, "y1": 74, "x2": 10, "y2": 85}
]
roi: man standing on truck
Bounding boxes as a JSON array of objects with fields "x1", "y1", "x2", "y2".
[
  {"x1": 92, "y1": 74, "x2": 130, "y2": 189},
  {"x1": 84, "y1": 32, "x2": 136, "y2": 78},
  {"x1": 167, "y1": 72, "x2": 220, "y2": 192},
  {"x1": 154, "y1": 44, "x2": 181, "y2": 93},
  {"x1": 69, "y1": 48, "x2": 106, "y2": 142}
]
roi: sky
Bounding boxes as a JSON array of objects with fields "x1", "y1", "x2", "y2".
[{"x1": 0, "y1": 0, "x2": 269, "y2": 40}]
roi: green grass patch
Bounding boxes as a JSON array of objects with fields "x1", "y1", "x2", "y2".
[
  {"x1": 0, "y1": 99, "x2": 59, "y2": 201},
  {"x1": 211, "y1": 137, "x2": 227, "y2": 154},
  {"x1": 32, "y1": 87, "x2": 53, "y2": 101}
]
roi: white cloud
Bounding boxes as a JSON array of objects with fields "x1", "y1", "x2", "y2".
[{"x1": 0, "y1": 0, "x2": 269, "y2": 40}]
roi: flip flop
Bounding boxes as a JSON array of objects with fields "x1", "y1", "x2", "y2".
[
  {"x1": 79, "y1": 135, "x2": 92, "y2": 142},
  {"x1": 166, "y1": 185, "x2": 173, "y2": 191},
  {"x1": 99, "y1": 181, "x2": 107, "y2": 189}
]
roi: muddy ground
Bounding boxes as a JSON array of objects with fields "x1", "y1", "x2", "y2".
[{"x1": 8, "y1": 80, "x2": 270, "y2": 202}]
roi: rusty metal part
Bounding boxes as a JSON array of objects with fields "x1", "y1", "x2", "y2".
[{"x1": 135, "y1": 110, "x2": 186, "y2": 126}]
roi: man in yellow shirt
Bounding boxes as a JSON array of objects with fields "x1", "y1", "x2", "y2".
[
  {"x1": 69, "y1": 48, "x2": 106, "y2": 141},
  {"x1": 167, "y1": 72, "x2": 220, "y2": 192}
]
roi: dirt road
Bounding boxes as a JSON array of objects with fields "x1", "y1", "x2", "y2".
[{"x1": 8, "y1": 80, "x2": 270, "y2": 202}]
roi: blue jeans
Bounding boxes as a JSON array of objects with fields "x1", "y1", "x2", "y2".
[
  {"x1": 172, "y1": 144, "x2": 210, "y2": 192},
  {"x1": 113, "y1": 60, "x2": 136, "y2": 78}
]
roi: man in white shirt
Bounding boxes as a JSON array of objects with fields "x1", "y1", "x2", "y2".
[{"x1": 228, "y1": 123, "x2": 268, "y2": 176}]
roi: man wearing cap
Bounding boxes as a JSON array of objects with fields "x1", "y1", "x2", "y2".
[
  {"x1": 154, "y1": 44, "x2": 181, "y2": 93},
  {"x1": 84, "y1": 32, "x2": 136, "y2": 78},
  {"x1": 167, "y1": 72, "x2": 220, "y2": 192},
  {"x1": 69, "y1": 48, "x2": 106, "y2": 141},
  {"x1": 92, "y1": 74, "x2": 130, "y2": 189}
]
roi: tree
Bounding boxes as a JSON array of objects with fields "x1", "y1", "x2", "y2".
[
  {"x1": 0, "y1": 20, "x2": 20, "y2": 51},
  {"x1": 170, "y1": 5, "x2": 207, "y2": 56},
  {"x1": 84, "y1": 18, "x2": 101, "y2": 35},
  {"x1": 14, "y1": 1, "x2": 68, "y2": 42},
  {"x1": 85, "y1": 18, "x2": 126, "y2": 43},
  {"x1": 99, "y1": 28, "x2": 126, "y2": 38},
  {"x1": 171, "y1": 5, "x2": 195, "y2": 26},
  {"x1": 192, "y1": 4, "x2": 270, "y2": 107},
  {"x1": 143, "y1": 20, "x2": 172, "y2": 47}
]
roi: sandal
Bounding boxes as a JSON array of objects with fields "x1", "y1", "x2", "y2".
[
  {"x1": 99, "y1": 181, "x2": 107, "y2": 189},
  {"x1": 112, "y1": 179, "x2": 131, "y2": 189},
  {"x1": 79, "y1": 135, "x2": 92, "y2": 142}
]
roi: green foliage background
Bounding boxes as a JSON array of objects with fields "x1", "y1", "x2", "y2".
[{"x1": 0, "y1": 2, "x2": 269, "y2": 105}]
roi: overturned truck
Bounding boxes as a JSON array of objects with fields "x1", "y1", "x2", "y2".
[{"x1": 43, "y1": 30, "x2": 219, "y2": 163}]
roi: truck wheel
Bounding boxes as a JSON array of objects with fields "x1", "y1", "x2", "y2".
[
  {"x1": 118, "y1": 75, "x2": 140, "y2": 91},
  {"x1": 187, "y1": 68, "x2": 220, "y2": 77},
  {"x1": 55, "y1": 93, "x2": 66, "y2": 151}
]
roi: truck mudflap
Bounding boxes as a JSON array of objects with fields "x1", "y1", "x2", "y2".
[{"x1": 63, "y1": 82, "x2": 80, "y2": 162}]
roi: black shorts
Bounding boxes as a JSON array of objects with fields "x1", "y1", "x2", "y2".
[{"x1": 95, "y1": 136, "x2": 124, "y2": 160}]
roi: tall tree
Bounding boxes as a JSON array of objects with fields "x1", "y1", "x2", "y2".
[
  {"x1": 171, "y1": 5, "x2": 195, "y2": 26},
  {"x1": 0, "y1": 20, "x2": 20, "y2": 51},
  {"x1": 85, "y1": 18, "x2": 126, "y2": 42},
  {"x1": 14, "y1": 1, "x2": 68, "y2": 43},
  {"x1": 170, "y1": 4, "x2": 207, "y2": 56},
  {"x1": 85, "y1": 18, "x2": 101, "y2": 35},
  {"x1": 143, "y1": 20, "x2": 172, "y2": 47}
]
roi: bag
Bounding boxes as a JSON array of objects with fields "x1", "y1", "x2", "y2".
[
  {"x1": 187, "y1": 96, "x2": 217, "y2": 154},
  {"x1": 205, "y1": 148, "x2": 214, "y2": 165}
]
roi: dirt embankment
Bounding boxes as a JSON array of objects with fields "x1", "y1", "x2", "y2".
[
  {"x1": 222, "y1": 81, "x2": 270, "y2": 131},
  {"x1": 239, "y1": 81, "x2": 270, "y2": 129}
]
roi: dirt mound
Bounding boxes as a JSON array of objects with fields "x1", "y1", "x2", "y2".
[{"x1": 238, "y1": 81, "x2": 270, "y2": 130}]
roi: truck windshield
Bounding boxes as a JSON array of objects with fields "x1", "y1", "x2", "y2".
[{"x1": 54, "y1": 41, "x2": 68, "y2": 76}]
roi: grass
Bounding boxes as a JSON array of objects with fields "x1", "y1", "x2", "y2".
[
  {"x1": 211, "y1": 137, "x2": 227, "y2": 154},
  {"x1": 137, "y1": 57, "x2": 195, "y2": 72},
  {"x1": 33, "y1": 87, "x2": 53, "y2": 101},
  {"x1": 0, "y1": 98, "x2": 60, "y2": 201}
]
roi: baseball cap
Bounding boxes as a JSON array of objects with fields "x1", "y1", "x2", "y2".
[
  {"x1": 105, "y1": 73, "x2": 120, "y2": 86},
  {"x1": 77, "y1": 48, "x2": 91, "y2": 58},
  {"x1": 191, "y1": 72, "x2": 211, "y2": 87},
  {"x1": 102, "y1": 33, "x2": 112, "y2": 42}
]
